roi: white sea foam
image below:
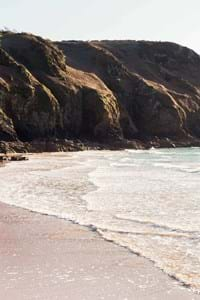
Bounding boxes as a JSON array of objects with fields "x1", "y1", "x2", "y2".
[{"x1": 0, "y1": 149, "x2": 200, "y2": 292}]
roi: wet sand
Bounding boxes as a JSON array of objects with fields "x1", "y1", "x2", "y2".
[{"x1": 0, "y1": 201, "x2": 199, "y2": 300}]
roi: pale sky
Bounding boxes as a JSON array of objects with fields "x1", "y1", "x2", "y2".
[{"x1": 1, "y1": 0, "x2": 200, "y2": 54}]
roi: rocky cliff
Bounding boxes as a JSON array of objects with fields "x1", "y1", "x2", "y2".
[{"x1": 0, "y1": 31, "x2": 200, "y2": 152}]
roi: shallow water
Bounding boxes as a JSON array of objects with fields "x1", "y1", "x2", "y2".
[{"x1": 0, "y1": 148, "x2": 200, "y2": 292}]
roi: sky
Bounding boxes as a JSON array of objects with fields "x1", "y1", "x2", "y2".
[{"x1": 1, "y1": 0, "x2": 200, "y2": 54}]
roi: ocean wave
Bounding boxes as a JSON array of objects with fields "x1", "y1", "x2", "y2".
[{"x1": 0, "y1": 149, "x2": 200, "y2": 293}]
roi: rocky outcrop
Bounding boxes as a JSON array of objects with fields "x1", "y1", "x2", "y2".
[
  {"x1": 0, "y1": 32, "x2": 122, "y2": 147},
  {"x1": 0, "y1": 32, "x2": 200, "y2": 152},
  {"x1": 0, "y1": 108, "x2": 17, "y2": 141},
  {"x1": 0, "y1": 46, "x2": 60, "y2": 141},
  {"x1": 58, "y1": 40, "x2": 200, "y2": 140},
  {"x1": 94, "y1": 40, "x2": 200, "y2": 138}
]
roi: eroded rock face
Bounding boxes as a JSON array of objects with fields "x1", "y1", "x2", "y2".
[
  {"x1": 0, "y1": 108, "x2": 17, "y2": 141},
  {"x1": 58, "y1": 40, "x2": 200, "y2": 139},
  {"x1": 0, "y1": 32, "x2": 200, "y2": 150},
  {"x1": 93, "y1": 40, "x2": 200, "y2": 138},
  {"x1": 57, "y1": 41, "x2": 139, "y2": 138},
  {"x1": 0, "y1": 47, "x2": 59, "y2": 141},
  {"x1": 1, "y1": 33, "x2": 66, "y2": 76},
  {"x1": 0, "y1": 32, "x2": 122, "y2": 143}
]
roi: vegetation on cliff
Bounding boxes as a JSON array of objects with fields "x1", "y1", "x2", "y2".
[{"x1": 1, "y1": 31, "x2": 200, "y2": 151}]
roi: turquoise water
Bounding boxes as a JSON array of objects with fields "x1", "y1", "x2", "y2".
[{"x1": 0, "y1": 148, "x2": 200, "y2": 292}]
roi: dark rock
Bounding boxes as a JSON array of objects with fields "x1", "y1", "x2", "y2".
[{"x1": 1, "y1": 32, "x2": 200, "y2": 152}]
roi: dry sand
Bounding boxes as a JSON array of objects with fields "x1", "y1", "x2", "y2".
[{"x1": 0, "y1": 202, "x2": 199, "y2": 300}]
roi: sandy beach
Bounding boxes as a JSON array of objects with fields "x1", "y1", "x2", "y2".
[
  {"x1": 0, "y1": 201, "x2": 199, "y2": 300},
  {"x1": 1, "y1": 1, "x2": 200, "y2": 299}
]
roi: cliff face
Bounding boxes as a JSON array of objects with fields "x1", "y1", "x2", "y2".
[
  {"x1": 0, "y1": 32, "x2": 121, "y2": 147},
  {"x1": 58, "y1": 40, "x2": 200, "y2": 140},
  {"x1": 0, "y1": 32, "x2": 200, "y2": 152}
]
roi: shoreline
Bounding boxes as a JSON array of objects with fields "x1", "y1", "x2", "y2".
[
  {"x1": 1, "y1": 136, "x2": 200, "y2": 154},
  {"x1": 0, "y1": 201, "x2": 199, "y2": 300}
]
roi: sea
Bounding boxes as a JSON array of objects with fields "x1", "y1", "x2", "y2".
[{"x1": 0, "y1": 148, "x2": 200, "y2": 293}]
